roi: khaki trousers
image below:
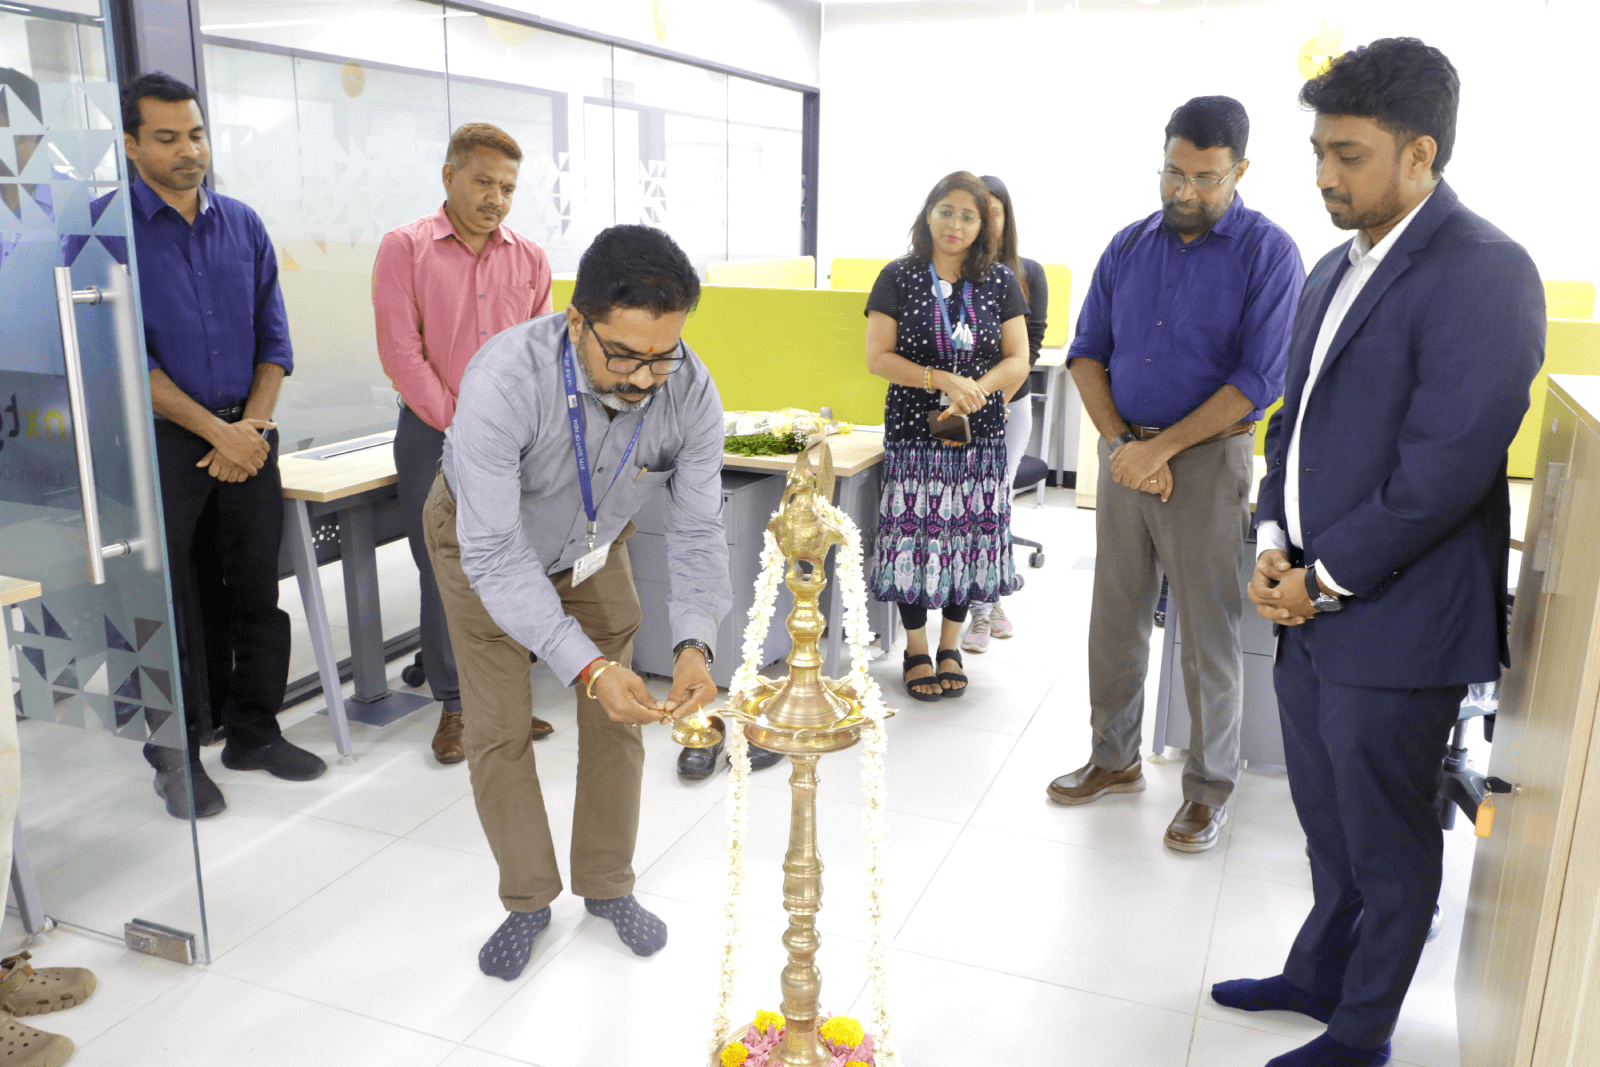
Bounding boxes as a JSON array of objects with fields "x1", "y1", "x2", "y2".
[
  {"x1": 1087, "y1": 434, "x2": 1252, "y2": 808},
  {"x1": 424, "y1": 471, "x2": 644, "y2": 912}
]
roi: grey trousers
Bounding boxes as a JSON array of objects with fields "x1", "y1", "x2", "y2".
[
  {"x1": 395, "y1": 403, "x2": 460, "y2": 711},
  {"x1": 1087, "y1": 433, "x2": 1252, "y2": 808}
]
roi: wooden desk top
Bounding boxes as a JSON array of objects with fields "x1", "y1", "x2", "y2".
[
  {"x1": 279, "y1": 443, "x2": 398, "y2": 503},
  {"x1": 0, "y1": 576, "x2": 43, "y2": 607},
  {"x1": 722, "y1": 429, "x2": 885, "y2": 478},
  {"x1": 1036, "y1": 347, "x2": 1067, "y2": 369}
]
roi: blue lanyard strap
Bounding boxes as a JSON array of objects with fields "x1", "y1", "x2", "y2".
[
  {"x1": 927, "y1": 264, "x2": 972, "y2": 360},
  {"x1": 562, "y1": 337, "x2": 650, "y2": 541}
]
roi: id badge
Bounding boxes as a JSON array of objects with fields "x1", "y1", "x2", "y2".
[{"x1": 572, "y1": 541, "x2": 610, "y2": 587}]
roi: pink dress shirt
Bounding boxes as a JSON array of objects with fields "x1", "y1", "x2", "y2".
[{"x1": 373, "y1": 204, "x2": 554, "y2": 431}]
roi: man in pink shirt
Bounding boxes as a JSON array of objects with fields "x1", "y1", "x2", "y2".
[{"x1": 374, "y1": 122, "x2": 554, "y2": 763}]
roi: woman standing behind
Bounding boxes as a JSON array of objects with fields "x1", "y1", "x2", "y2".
[
  {"x1": 962, "y1": 174, "x2": 1049, "y2": 653},
  {"x1": 864, "y1": 171, "x2": 1031, "y2": 700}
]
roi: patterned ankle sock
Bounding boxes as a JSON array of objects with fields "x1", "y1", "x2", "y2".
[
  {"x1": 1266, "y1": 1034, "x2": 1390, "y2": 1067},
  {"x1": 1211, "y1": 974, "x2": 1338, "y2": 1023},
  {"x1": 478, "y1": 907, "x2": 551, "y2": 980},
  {"x1": 584, "y1": 894, "x2": 668, "y2": 957}
]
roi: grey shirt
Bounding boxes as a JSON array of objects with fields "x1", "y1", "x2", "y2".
[{"x1": 442, "y1": 312, "x2": 731, "y2": 686}]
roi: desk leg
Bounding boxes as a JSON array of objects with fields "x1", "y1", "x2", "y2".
[
  {"x1": 10, "y1": 817, "x2": 48, "y2": 937},
  {"x1": 338, "y1": 502, "x2": 430, "y2": 728},
  {"x1": 1151, "y1": 604, "x2": 1180, "y2": 757},
  {"x1": 286, "y1": 500, "x2": 354, "y2": 762}
]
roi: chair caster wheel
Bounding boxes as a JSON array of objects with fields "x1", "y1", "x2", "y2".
[
  {"x1": 401, "y1": 653, "x2": 426, "y2": 688},
  {"x1": 1029, "y1": 551, "x2": 1045, "y2": 568}
]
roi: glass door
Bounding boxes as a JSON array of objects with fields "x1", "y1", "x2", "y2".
[{"x1": 1, "y1": 1, "x2": 207, "y2": 960}]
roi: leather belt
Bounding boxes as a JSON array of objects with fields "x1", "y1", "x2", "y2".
[
  {"x1": 1129, "y1": 420, "x2": 1254, "y2": 443},
  {"x1": 154, "y1": 403, "x2": 246, "y2": 425}
]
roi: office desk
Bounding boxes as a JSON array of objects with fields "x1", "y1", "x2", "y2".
[
  {"x1": 279, "y1": 437, "x2": 429, "y2": 760},
  {"x1": 1036, "y1": 348, "x2": 1075, "y2": 485}
]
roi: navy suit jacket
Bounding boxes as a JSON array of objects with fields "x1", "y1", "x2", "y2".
[{"x1": 1257, "y1": 181, "x2": 1544, "y2": 690}]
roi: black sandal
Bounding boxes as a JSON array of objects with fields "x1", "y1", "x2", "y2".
[
  {"x1": 902, "y1": 653, "x2": 943, "y2": 702},
  {"x1": 936, "y1": 648, "x2": 967, "y2": 699}
]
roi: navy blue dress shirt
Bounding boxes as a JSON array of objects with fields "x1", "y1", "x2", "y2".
[
  {"x1": 127, "y1": 173, "x2": 293, "y2": 409},
  {"x1": 1067, "y1": 195, "x2": 1304, "y2": 427}
]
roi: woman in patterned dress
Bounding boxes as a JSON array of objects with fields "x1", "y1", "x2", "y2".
[{"x1": 864, "y1": 171, "x2": 1031, "y2": 700}]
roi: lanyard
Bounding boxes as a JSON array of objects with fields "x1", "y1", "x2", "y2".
[
  {"x1": 561, "y1": 337, "x2": 651, "y2": 550},
  {"x1": 928, "y1": 264, "x2": 973, "y2": 364}
]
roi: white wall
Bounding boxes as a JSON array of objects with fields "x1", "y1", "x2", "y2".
[{"x1": 819, "y1": 0, "x2": 1600, "y2": 319}]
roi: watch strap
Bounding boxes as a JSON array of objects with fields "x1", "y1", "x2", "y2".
[
  {"x1": 1304, "y1": 566, "x2": 1323, "y2": 603},
  {"x1": 1116, "y1": 431, "x2": 1137, "y2": 448},
  {"x1": 673, "y1": 638, "x2": 713, "y2": 667}
]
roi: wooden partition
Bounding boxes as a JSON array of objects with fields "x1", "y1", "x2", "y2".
[{"x1": 552, "y1": 280, "x2": 885, "y2": 424}]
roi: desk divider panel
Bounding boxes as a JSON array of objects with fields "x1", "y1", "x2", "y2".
[
  {"x1": 551, "y1": 280, "x2": 886, "y2": 426},
  {"x1": 1510, "y1": 319, "x2": 1600, "y2": 478},
  {"x1": 706, "y1": 256, "x2": 816, "y2": 288},
  {"x1": 1545, "y1": 279, "x2": 1595, "y2": 321}
]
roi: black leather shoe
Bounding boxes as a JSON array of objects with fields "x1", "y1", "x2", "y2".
[
  {"x1": 221, "y1": 737, "x2": 327, "y2": 781},
  {"x1": 678, "y1": 717, "x2": 726, "y2": 780},
  {"x1": 743, "y1": 744, "x2": 785, "y2": 772},
  {"x1": 153, "y1": 762, "x2": 226, "y2": 819}
]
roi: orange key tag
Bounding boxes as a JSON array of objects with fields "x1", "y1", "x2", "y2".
[{"x1": 1475, "y1": 795, "x2": 1496, "y2": 838}]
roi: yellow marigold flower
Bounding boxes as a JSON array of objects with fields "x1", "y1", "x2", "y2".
[
  {"x1": 847, "y1": 1062, "x2": 871, "y2": 1067},
  {"x1": 820, "y1": 1016, "x2": 865, "y2": 1049},
  {"x1": 720, "y1": 1042, "x2": 749, "y2": 1067},
  {"x1": 753, "y1": 1010, "x2": 785, "y2": 1033}
]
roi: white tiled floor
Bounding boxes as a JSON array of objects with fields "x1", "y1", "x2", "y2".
[{"x1": 6, "y1": 487, "x2": 1486, "y2": 1066}]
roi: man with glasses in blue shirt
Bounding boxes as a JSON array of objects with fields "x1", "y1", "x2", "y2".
[
  {"x1": 119, "y1": 72, "x2": 325, "y2": 819},
  {"x1": 1047, "y1": 96, "x2": 1304, "y2": 853},
  {"x1": 424, "y1": 225, "x2": 732, "y2": 979}
]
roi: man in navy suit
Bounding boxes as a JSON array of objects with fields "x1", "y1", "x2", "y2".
[{"x1": 1208, "y1": 38, "x2": 1544, "y2": 1067}]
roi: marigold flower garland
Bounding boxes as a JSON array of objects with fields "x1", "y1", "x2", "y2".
[{"x1": 705, "y1": 503, "x2": 898, "y2": 1067}]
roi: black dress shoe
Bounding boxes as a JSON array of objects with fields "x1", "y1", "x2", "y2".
[
  {"x1": 742, "y1": 744, "x2": 785, "y2": 772},
  {"x1": 153, "y1": 762, "x2": 226, "y2": 819},
  {"x1": 221, "y1": 737, "x2": 327, "y2": 781},
  {"x1": 677, "y1": 717, "x2": 727, "y2": 780}
]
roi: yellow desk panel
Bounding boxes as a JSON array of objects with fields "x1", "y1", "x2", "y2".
[
  {"x1": 828, "y1": 257, "x2": 890, "y2": 292},
  {"x1": 1545, "y1": 280, "x2": 1595, "y2": 321},
  {"x1": 549, "y1": 282, "x2": 885, "y2": 426},
  {"x1": 1039, "y1": 262, "x2": 1072, "y2": 348},
  {"x1": 706, "y1": 257, "x2": 815, "y2": 289},
  {"x1": 1511, "y1": 320, "x2": 1600, "y2": 478}
]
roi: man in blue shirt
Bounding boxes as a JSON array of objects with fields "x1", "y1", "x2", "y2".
[
  {"x1": 121, "y1": 73, "x2": 325, "y2": 818},
  {"x1": 1047, "y1": 97, "x2": 1304, "y2": 852}
]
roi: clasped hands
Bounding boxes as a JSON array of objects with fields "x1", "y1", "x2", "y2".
[
  {"x1": 1109, "y1": 437, "x2": 1173, "y2": 502},
  {"x1": 196, "y1": 417, "x2": 275, "y2": 483},
  {"x1": 934, "y1": 370, "x2": 990, "y2": 447},
  {"x1": 590, "y1": 648, "x2": 716, "y2": 727},
  {"x1": 1247, "y1": 548, "x2": 1318, "y2": 626}
]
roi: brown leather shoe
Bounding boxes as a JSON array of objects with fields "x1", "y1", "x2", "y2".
[
  {"x1": 431, "y1": 710, "x2": 465, "y2": 764},
  {"x1": 1046, "y1": 759, "x2": 1145, "y2": 806},
  {"x1": 1165, "y1": 801, "x2": 1229, "y2": 853},
  {"x1": 530, "y1": 716, "x2": 554, "y2": 741}
]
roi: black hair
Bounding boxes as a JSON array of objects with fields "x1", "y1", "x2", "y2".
[
  {"x1": 979, "y1": 174, "x2": 1029, "y2": 306},
  {"x1": 571, "y1": 225, "x2": 701, "y2": 321},
  {"x1": 907, "y1": 171, "x2": 996, "y2": 285},
  {"x1": 1164, "y1": 95, "x2": 1249, "y2": 161},
  {"x1": 1300, "y1": 37, "x2": 1458, "y2": 176},
  {"x1": 121, "y1": 71, "x2": 201, "y2": 139}
]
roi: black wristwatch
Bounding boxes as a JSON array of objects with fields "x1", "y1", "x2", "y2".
[
  {"x1": 673, "y1": 638, "x2": 714, "y2": 666},
  {"x1": 1116, "y1": 431, "x2": 1138, "y2": 448},
  {"x1": 1304, "y1": 565, "x2": 1344, "y2": 613}
]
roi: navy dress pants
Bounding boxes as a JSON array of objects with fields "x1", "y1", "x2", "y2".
[{"x1": 1275, "y1": 624, "x2": 1465, "y2": 1050}]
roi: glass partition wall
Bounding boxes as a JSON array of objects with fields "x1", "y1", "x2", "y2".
[{"x1": 196, "y1": 0, "x2": 812, "y2": 451}]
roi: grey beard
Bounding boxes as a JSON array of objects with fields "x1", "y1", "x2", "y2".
[{"x1": 596, "y1": 391, "x2": 646, "y2": 412}]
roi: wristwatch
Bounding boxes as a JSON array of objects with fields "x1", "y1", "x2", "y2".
[
  {"x1": 1304, "y1": 565, "x2": 1344, "y2": 613},
  {"x1": 673, "y1": 638, "x2": 714, "y2": 666},
  {"x1": 1116, "y1": 431, "x2": 1138, "y2": 448}
]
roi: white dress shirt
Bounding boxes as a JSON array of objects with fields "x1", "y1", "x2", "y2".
[{"x1": 1258, "y1": 191, "x2": 1435, "y2": 595}]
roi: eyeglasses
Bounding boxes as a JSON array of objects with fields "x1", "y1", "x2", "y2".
[
  {"x1": 931, "y1": 206, "x2": 981, "y2": 226},
  {"x1": 1157, "y1": 160, "x2": 1243, "y2": 191},
  {"x1": 583, "y1": 316, "x2": 685, "y2": 376}
]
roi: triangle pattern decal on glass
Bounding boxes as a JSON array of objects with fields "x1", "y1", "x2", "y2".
[
  {"x1": 51, "y1": 658, "x2": 78, "y2": 690},
  {"x1": 105, "y1": 617, "x2": 134, "y2": 652},
  {"x1": 140, "y1": 665, "x2": 172, "y2": 705},
  {"x1": 113, "y1": 701, "x2": 142, "y2": 730},
  {"x1": 19, "y1": 609, "x2": 39, "y2": 636},
  {"x1": 52, "y1": 692, "x2": 85, "y2": 729},
  {"x1": 38, "y1": 604, "x2": 69, "y2": 641},
  {"x1": 147, "y1": 708, "x2": 183, "y2": 751},
  {"x1": 88, "y1": 186, "x2": 119, "y2": 228},
  {"x1": 134, "y1": 617, "x2": 163, "y2": 651},
  {"x1": 81, "y1": 657, "x2": 109, "y2": 696},
  {"x1": 18, "y1": 647, "x2": 45, "y2": 680},
  {"x1": 113, "y1": 668, "x2": 141, "y2": 700}
]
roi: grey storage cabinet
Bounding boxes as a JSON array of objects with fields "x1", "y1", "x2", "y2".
[
  {"x1": 628, "y1": 470, "x2": 794, "y2": 687},
  {"x1": 1151, "y1": 533, "x2": 1286, "y2": 767}
]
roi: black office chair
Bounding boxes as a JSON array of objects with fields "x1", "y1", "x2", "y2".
[{"x1": 1012, "y1": 453, "x2": 1048, "y2": 569}]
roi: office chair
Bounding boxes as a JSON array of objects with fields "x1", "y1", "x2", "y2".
[{"x1": 1012, "y1": 453, "x2": 1048, "y2": 569}]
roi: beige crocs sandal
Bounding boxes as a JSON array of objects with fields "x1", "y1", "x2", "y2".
[
  {"x1": 0, "y1": 952, "x2": 97, "y2": 1018},
  {"x1": 0, "y1": 1012, "x2": 73, "y2": 1067}
]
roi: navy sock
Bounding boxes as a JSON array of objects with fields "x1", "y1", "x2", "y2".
[
  {"x1": 478, "y1": 907, "x2": 551, "y2": 980},
  {"x1": 1266, "y1": 1033, "x2": 1390, "y2": 1067},
  {"x1": 584, "y1": 894, "x2": 668, "y2": 957},
  {"x1": 1211, "y1": 974, "x2": 1338, "y2": 1023}
]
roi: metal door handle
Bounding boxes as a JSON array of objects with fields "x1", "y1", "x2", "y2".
[{"x1": 53, "y1": 266, "x2": 159, "y2": 584}]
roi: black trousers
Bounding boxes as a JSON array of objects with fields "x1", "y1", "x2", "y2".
[
  {"x1": 1275, "y1": 624, "x2": 1465, "y2": 1049},
  {"x1": 152, "y1": 418, "x2": 291, "y2": 757},
  {"x1": 897, "y1": 603, "x2": 969, "y2": 630},
  {"x1": 394, "y1": 404, "x2": 459, "y2": 710}
]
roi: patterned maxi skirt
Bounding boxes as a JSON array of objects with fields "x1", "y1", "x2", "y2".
[{"x1": 869, "y1": 438, "x2": 1020, "y2": 609}]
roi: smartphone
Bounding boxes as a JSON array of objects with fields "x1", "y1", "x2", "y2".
[{"x1": 928, "y1": 410, "x2": 971, "y2": 444}]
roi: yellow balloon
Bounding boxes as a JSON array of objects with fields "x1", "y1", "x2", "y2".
[{"x1": 1297, "y1": 36, "x2": 1339, "y2": 80}]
